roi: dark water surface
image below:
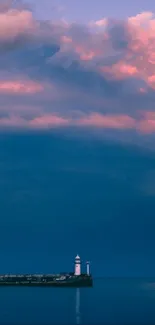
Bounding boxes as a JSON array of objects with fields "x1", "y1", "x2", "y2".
[{"x1": 0, "y1": 278, "x2": 155, "y2": 325}]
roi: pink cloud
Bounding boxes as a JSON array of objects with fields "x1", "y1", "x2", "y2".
[
  {"x1": 147, "y1": 75, "x2": 155, "y2": 89},
  {"x1": 0, "y1": 114, "x2": 70, "y2": 129},
  {"x1": 139, "y1": 87, "x2": 147, "y2": 93},
  {"x1": 128, "y1": 12, "x2": 154, "y2": 26},
  {"x1": 2, "y1": 111, "x2": 155, "y2": 135},
  {"x1": 77, "y1": 112, "x2": 155, "y2": 135},
  {"x1": 55, "y1": 10, "x2": 155, "y2": 89},
  {"x1": 29, "y1": 114, "x2": 70, "y2": 128},
  {"x1": 0, "y1": 8, "x2": 38, "y2": 43},
  {"x1": 82, "y1": 12, "x2": 155, "y2": 91},
  {"x1": 76, "y1": 113, "x2": 136, "y2": 129},
  {"x1": 60, "y1": 39, "x2": 102, "y2": 61},
  {"x1": 137, "y1": 111, "x2": 155, "y2": 133},
  {"x1": 0, "y1": 115, "x2": 27, "y2": 127},
  {"x1": 61, "y1": 35, "x2": 72, "y2": 44},
  {"x1": 0, "y1": 80, "x2": 44, "y2": 94},
  {"x1": 94, "y1": 18, "x2": 107, "y2": 27},
  {"x1": 59, "y1": 26, "x2": 104, "y2": 61},
  {"x1": 1, "y1": 4, "x2": 155, "y2": 143},
  {"x1": 100, "y1": 62, "x2": 138, "y2": 80},
  {"x1": 138, "y1": 120, "x2": 155, "y2": 133},
  {"x1": 0, "y1": 113, "x2": 136, "y2": 130},
  {"x1": 75, "y1": 46, "x2": 98, "y2": 61},
  {"x1": 89, "y1": 18, "x2": 108, "y2": 28},
  {"x1": 117, "y1": 12, "x2": 155, "y2": 88}
]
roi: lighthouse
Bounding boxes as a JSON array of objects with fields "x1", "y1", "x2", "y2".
[
  {"x1": 74, "y1": 255, "x2": 81, "y2": 276},
  {"x1": 86, "y1": 261, "x2": 90, "y2": 276}
]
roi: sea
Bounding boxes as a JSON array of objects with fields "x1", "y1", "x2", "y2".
[{"x1": 0, "y1": 278, "x2": 155, "y2": 325}]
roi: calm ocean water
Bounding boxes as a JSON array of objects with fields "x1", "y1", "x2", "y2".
[{"x1": 0, "y1": 278, "x2": 155, "y2": 325}]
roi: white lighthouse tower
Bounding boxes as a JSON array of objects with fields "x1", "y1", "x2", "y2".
[
  {"x1": 86, "y1": 261, "x2": 90, "y2": 276},
  {"x1": 74, "y1": 255, "x2": 81, "y2": 276}
]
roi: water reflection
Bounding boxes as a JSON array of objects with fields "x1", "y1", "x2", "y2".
[{"x1": 75, "y1": 288, "x2": 81, "y2": 324}]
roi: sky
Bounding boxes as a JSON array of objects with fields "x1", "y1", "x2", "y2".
[
  {"x1": 27, "y1": 0, "x2": 155, "y2": 22},
  {"x1": 1, "y1": 0, "x2": 155, "y2": 277}
]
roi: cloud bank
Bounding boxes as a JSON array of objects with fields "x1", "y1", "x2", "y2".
[{"x1": 1, "y1": 1, "x2": 155, "y2": 139}]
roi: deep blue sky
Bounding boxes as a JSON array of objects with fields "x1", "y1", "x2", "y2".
[{"x1": 1, "y1": 132, "x2": 155, "y2": 277}]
